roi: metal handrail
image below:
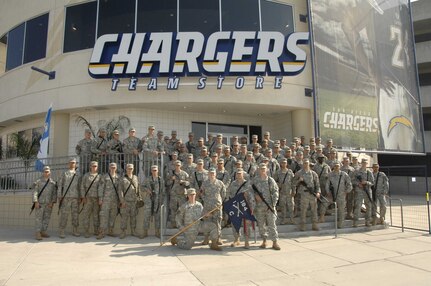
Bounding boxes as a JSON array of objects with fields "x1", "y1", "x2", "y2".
[{"x1": 389, "y1": 197, "x2": 404, "y2": 232}]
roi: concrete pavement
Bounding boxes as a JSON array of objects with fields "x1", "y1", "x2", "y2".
[{"x1": 1, "y1": 227, "x2": 431, "y2": 286}]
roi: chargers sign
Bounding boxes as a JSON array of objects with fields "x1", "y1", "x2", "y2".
[{"x1": 88, "y1": 31, "x2": 309, "y2": 90}]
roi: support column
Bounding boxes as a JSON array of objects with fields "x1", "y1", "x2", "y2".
[
  {"x1": 291, "y1": 109, "x2": 312, "y2": 140},
  {"x1": 51, "y1": 113, "x2": 69, "y2": 157}
]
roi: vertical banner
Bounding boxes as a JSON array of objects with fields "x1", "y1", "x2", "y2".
[
  {"x1": 35, "y1": 104, "x2": 52, "y2": 171},
  {"x1": 309, "y1": 0, "x2": 424, "y2": 153}
]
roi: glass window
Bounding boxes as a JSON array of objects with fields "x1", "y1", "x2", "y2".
[
  {"x1": 191, "y1": 122, "x2": 206, "y2": 141},
  {"x1": 208, "y1": 123, "x2": 247, "y2": 135},
  {"x1": 221, "y1": 0, "x2": 259, "y2": 31},
  {"x1": 98, "y1": 0, "x2": 135, "y2": 37},
  {"x1": 24, "y1": 14, "x2": 49, "y2": 63},
  {"x1": 260, "y1": 0, "x2": 294, "y2": 36},
  {"x1": 179, "y1": 0, "x2": 220, "y2": 36},
  {"x1": 0, "y1": 34, "x2": 7, "y2": 75},
  {"x1": 5, "y1": 23, "x2": 25, "y2": 71},
  {"x1": 64, "y1": 2, "x2": 97, "y2": 53},
  {"x1": 137, "y1": 0, "x2": 177, "y2": 33}
]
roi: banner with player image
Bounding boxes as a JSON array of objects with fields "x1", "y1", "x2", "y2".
[{"x1": 309, "y1": 0, "x2": 425, "y2": 153}]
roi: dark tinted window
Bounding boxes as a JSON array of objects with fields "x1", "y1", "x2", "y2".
[
  {"x1": 179, "y1": 0, "x2": 219, "y2": 36},
  {"x1": 64, "y1": 2, "x2": 97, "y2": 53},
  {"x1": 98, "y1": 0, "x2": 135, "y2": 37},
  {"x1": 192, "y1": 122, "x2": 207, "y2": 141},
  {"x1": 24, "y1": 14, "x2": 49, "y2": 63},
  {"x1": 6, "y1": 23, "x2": 25, "y2": 71},
  {"x1": 221, "y1": 0, "x2": 259, "y2": 31},
  {"x1": 424, "y1": 113, "x2": 431, "y2": 131},
  {"x1": 260, "y1": 0, "x2": 294, "y2": 36},
  {"x1": 137, "y1": 0, "x2": 177, "y2": 32}
]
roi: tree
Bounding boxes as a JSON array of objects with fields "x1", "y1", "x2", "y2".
[
  {"x1": 10, "y1": 132, "x2": 41, "y2": 187},
  {"x1": 75, "y1": 115, "x2": 131, "y2": 139}
]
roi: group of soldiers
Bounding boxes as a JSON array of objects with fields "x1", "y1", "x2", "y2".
[{"x1": 31, "y1": 127, "x2": 389, "y2": 252}]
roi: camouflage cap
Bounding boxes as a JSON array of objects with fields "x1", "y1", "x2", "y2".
[
  {"x1": 151, "y1": 165, "x2": 158, "y2": 170},
  {"x1": 258, "y1": 163, "x2": 267, "y2": 169},
  {"x1": 126, "y1": 164, "x2": 134, "y2": 169},
  {"x1": 85, "y1": 129, "x2": 92, "y2": 133},
  {"x1": 171, "y1": 151, "x2": 178, "y2": 156},
  {"x1": 171, "y1": 130, "x2": 177, "y2": 135},
  {"x1": 98, "y1": 128, "x2": 107, "y2": 133},
  {"x1": 129, "y1": 127, "x2": 136, "y2": 132},
  {"x1": 211, "y1": 152, "x2": 218, "y2": 157},
  {"x1": 236, "y1": 168, "x2": 245, "y2": 173},
  {"x1": 281, "y1": 158, "x2": 287, "y2": 163},
  {"x1": 361, "y1": 158, "x2": 368, "y2": 163},
  {"x1": 109, "y1": 162, "x2": 117, "y2": 168},
  {"x1": 90, "y1": 161, "x2": 98, "y2": 166},
  {"x1": 157, "y1": 130, "x2": 164, "y2": 135},
  {"x1": 43, "y1": 166, "x2": 50, "y2": 171},
  {"x1": 217, "y1": 158, "x2": 224, "y2": 163},
  {"x1": 208, "y1": 167, "x2": 216, "y2": 173},
  {"x1": 113, "y1": 130, "x2": 120, "y2": 135},
  {"x1": 187, "y1": 188, "x2": 197, "y2": 195},
  {"x1": 196, "y1": 159, "x2": 204, "y2": 164},
  {"x1": 175, "y1": 160, "x2": 182, "y2": 166},
  {"x1": 216, "y1": 133, "x2": 223, "y2": 138},
  {"x1": 69, "y1": 158, "x2": 77, "y2": 163},
  {"x1": 372, "y1": 163, "x2": 379, "y2": 167}
]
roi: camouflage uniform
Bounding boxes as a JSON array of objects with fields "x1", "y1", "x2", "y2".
[
  {"x1": 175, "y1": 201, "x2": 204, "y2": 249},
  {"x1": 200, "y1": 177, "x2": 226, "y2": 241},
  {"x1": 98, "y1": 172, "x2": 121, "y2": 237},
  {"x1": 92, "y1": 136, "x2": 108, "y2": 174},
  {"x1": 107, "y1": 138, "x2": 123, "y2": 174},
  {"x1": 313, "y1": 162, "x2": 331, "y2": 219},
  {"x1": 216, "y1": 168, "x2": 231, "y2": 188},
  {"x1": 183, "y1": 162, "x2": 197, "y2": 177},
  {"x1": 341, "y1": 164, "x2": 355, "y2": 219},
  {"x1": 293, "y1": 168, "x2": 320, "y2": 228},
  {"x1": 189, "y1": 170, "x2": 208, "y2": 195},
  {"x1": 168, "y1": 170, "x2": 189, "y2": 227},
  {"x1": 352, "y1": 168, "x2": 374, "y2": 226},
  {"x1": 58, "y1": 169, "x2": 81, "y2": 232},
  {"x1": 274, "y1": 168, "x2": 295, "y2": 224},
  {"x1": 119, "y1": 174, "x2": 140, "y2": 235},
  {"x1": 123, "y1": 136, "x2": 143, "y2": 175},
  {"x1": 372, "y1": 170, "x2": 389, "y2": 223},
  {"x1": 223, "y1": 154, "x2": 237, "y2": 174},
  {"x1": 252, "y1": 175, "x2": 279, "y2": 241},
  {"x1": 32, "y1": 177, "x2": 57, "y2": 234},
  {"x1": 325, "y1": 170, "x2": 352, "y2": 227},
  {"x1": 141, "y1": 175, "x2": 165, "y2": 234},
  {"x1": 80, "y1": 172, "x2": 102, "y2": 235},
  {"x1": 76, "y1": 138, "x2": 94, "y2": 175}
]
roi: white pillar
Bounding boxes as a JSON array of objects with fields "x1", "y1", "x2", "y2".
[{"x1": 291, "y1": 109, "x2": 312, "y2": 140}]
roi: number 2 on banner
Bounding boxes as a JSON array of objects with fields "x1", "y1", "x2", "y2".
[{"x1": 390, "y1": 25, "x2": 404, "y2": 69}]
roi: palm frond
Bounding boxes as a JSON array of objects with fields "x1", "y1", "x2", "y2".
[{"x1": 74, "y1": 115, "x2": 96, "y2": 137}]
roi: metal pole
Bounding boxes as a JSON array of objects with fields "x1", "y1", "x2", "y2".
[
  {"x1": 160, "y1": 204, "x2": 164, "y2": 244},
  {"x1": 334, "y1": 202, "x2": 338, "y2": 238},
  {"x1": 425, "y1": 166, "x2": 431, "y2": 235},
  {"x1": 400, "y1": 199, "x2": 404, "y2": 233},
  {"x1": 389, "y1": 196, "x2": 393, "y2": 227}
]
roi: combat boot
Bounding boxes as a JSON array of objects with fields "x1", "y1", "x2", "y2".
[
  {"x1": 171, "y1": 236, "x2": 177, "y2": 246},
  {"x1": 72, "y1": 227, "x2": 80, "y2": 237},
  {"x1": 299, "y1": 224, "x2": 306, "y2": 231},
  {"x1": 202, "y1": 235, "x2": 210, "y2": 245},
  {"x1": 259, "y1": 239, "x2": 267, "y2": 249},
  {"x1": 352, "y1": 220, "x2": 358, "y2": 227},
  {"x1": 312, "y1": 223, "x2": 320, "y2": 231},
  {"x1": 140, "y1": 229, "x2": 148, "y2": 239},
  {"x1": 107, "y1": 228, "x2": 115, "y2": 237},
  {"x1": 210, "y1": 240, "x2": 222, "y2": 251},
  {"x1": 84, "y1": 229, "x2": 91, "y2": 238},
  {"x1": 372, "y1": 218, "x2": 378, "y2": 226},
  {"x1": 318, "y1": 214, "x2": 325, "y2": 223},
  {"x1": 272, "y1": 240, "x2": 281, "y2": 251},
  {"x1": 244, "y1": 240, "x2": 250, "y2": 249},
  {"x1": 365, "y1": 220, "x2": 371, "y2": 227},
  {"x1": 379, "y1": 218, "x2": 385, "y2": 225},
  {"x1": 230, "y1": 238, "x2": 240, "y2": 247},
  {"x1": 217, "y1": 238, "x2": 223, "y2": 245},
  {"x1": 96, "y1": 230, "x2": 105, "y2": 240},
  {"x1": 155, "y1": 229, "x2": 160, "y2": 238},
  {"x1": 337, "y1": 221, "x2": 344, "y2": 229},
  {"x1": 131, "y1": 229, "x2": 139, "y2": 237},
  {"x1": 35, "y1": 232, "x2": 42, "y2": 241},
  {"x1": 93, "y1": 228, "x2": 99, "y2": 236},
  {"x1": 119, "y1": 230, "x2": 126, "y2": 239},
  {"x1": 59, "y1": 229, "x2": 66, "y2": 239},
  {"x1": 40, "y1": 231, "x2": 50, "y2": 238},
  {"x1": 281, "y1": 218, "x2": 289, "y2": 225}
]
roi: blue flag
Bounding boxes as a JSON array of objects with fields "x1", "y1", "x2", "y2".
[
  {"x1": 35, "y1": 104, "x2": 52, "y2": 172},
  {"x1": 223, "y1": 192, "x2": 256, "y2": 233}
]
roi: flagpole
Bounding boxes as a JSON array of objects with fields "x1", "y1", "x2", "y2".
[{"x1": 35, "y1": 104, "x2": 53, "y2": 172}]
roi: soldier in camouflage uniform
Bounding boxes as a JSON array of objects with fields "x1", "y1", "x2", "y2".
[
  {"x1": 266, "y1": 149, "x2": 280, "y2": 178},
  {"x1": 171, "y1": 188, "x2": 204, "y2": 250},
  {"x1": 352, "y1": 158, "x2": 374, "y2": 227},
  {"x1": 32, "y1": 166, "x2": 57, "y2": 240},
  {"x1": 141, "y1": 165, "x2": 165, "y2": 238},
  {"x1": 182, "y1": 153, "x2": 197, "y2": 177},
  {"x1": 76, "y1": 129, "x2": 94, "y2": 175},
  {"x1": 142, "y1": 125, "x2": 162, "y2": 178},
  {"x1": 200, "y1": 168, "x2": 225, "y2": 250},
  {"x1": 326, "y1": 149, "x2": 340, "y2": 170},
  {"x1": 123, "y1": 127, "x2": 143, "y2": 175},
  {"x1": 189, "y1": 159, "x2": 208, "y2": 196},
  {"x1": 168, "y1": 160, "x2": 189, "y2": 228},
  {"x1": 227, "y1": 169, "x2": 255, "y2": 249},
  {"x1": 107, "y1": 130, "x2": 124, "y2": 174},
  {"x1": 313, "y1": 154, "x2": 331, "y2": 222},
  {"x1": 185, "y1": 132, "x2": 196, "y2": 154},
  {"x1": 208, "y1": 152, "x2": 218, "y2": 170},
  {"x1": 91, "y1": 128, "x2": 108, "y2": 174},
  {"x1": 252, "y1": 163, "x2": 280, "y2": 250},
  {"x1": 216, "y1": 158, "x2": 231, "y2": 188},
  {"x1": 223, "y1": 146, "x2": 237, "y2": 174},
  {"x1": 293, "y1": 159, "x2": 321, "y2": 231},
  {"x1": 119, "y1": 164, "x2": 141, "y2": 238},
  {"x1": 341, "y1": 157, "x2": 356, "y2": 219},
  {"x1": 372, "y1": 163, "x2": 389, "y2": 225},
  {"x1": 325, "y1": 162, "x2": 352, "y2": 228},
  {"x1": 275, "y1": 159, "x2": 295, "y2": 225},
  {"x1": 243, "y1": 152, "x2": 257, "y2": 178},
  {"x1": 58, "y1": 158, "x2": 81, "y2": 238},
  {"x1": 97, "y1": 163, "x2": 121, "y2": 239},
  {"x1": 80, "y1": 161, "x2": 102, "y2": 237},
  {"x1": 193, "y1": 137, "x2": 205, "y2": 159}
]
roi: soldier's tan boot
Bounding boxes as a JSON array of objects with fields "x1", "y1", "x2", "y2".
[
  {"x1": 299, "y1": 224, "x2": 306, "y2": 231},
  {"x1": 35, "y1": 232, "x2": 42, "y2": 240},
  {"x1": 244, "y1": 240, "x2": 250, "y2": 249},
  {"x1": 107, "y1": 228, "x2": 115, "y2": 237},
  {"x1": 155, "y1": 229, "x2": 160, "y2": 238},
  {"x1": 272, "y1": 240, "x2": 281, "y2": 251},
  {"x1": 230, "y1": 238, "x2": 240, "y2": 247},
  {"x1": 119, "y1": 230, "x2": 126, "y2": 239},
  {"x1": 96, "y1": 230, "x2": 105, "y2": 240},
  {"x1": 312, "y1": 223, "x2": 320, "y2": 231},
  {"x1": 59, "y1": 229, "x2": 66, "y2": 239},
  {"x1": 217, "y1": 238, "x2": 223, "y2": 245},
  {"x1": 40, "y1": 231, "x2": 50, "y2": 238},
  {"x1": 210, "y1": 240, "x2": 222, "y2": 251},
  {"x1": 259, "y1": 239, "x2": 267, "y2": 249},
  {"x1": 140, "y1": 229, "x2": 148, "y2": 239},
  {"x1": 318, "y1": 214, "x2": 325, "y2": 223},
  {"x1": 352, "y1": 220, "x2": 358, "y2": 228},
  {"x1": 379, "y1": 218, "x2": 385, "y2": 225},
  {"x1": 131, "y1": 229, "x2": 139, "y2": 237},
  {"x1": 170, "y1": 236, "x2": 177, "y2": 246},
  {"x1": 84, "y1": 229, "x2": 91, "y2": 238},
  {"x1": 202, "y1": 235, "x2": 210, "y2": 245},
  {"x1": 365, "y1": 220, "x2": 371, "y2": 227},
  {"x1": 72, "y1": 227, "x2": 80, "y2": 237}
]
